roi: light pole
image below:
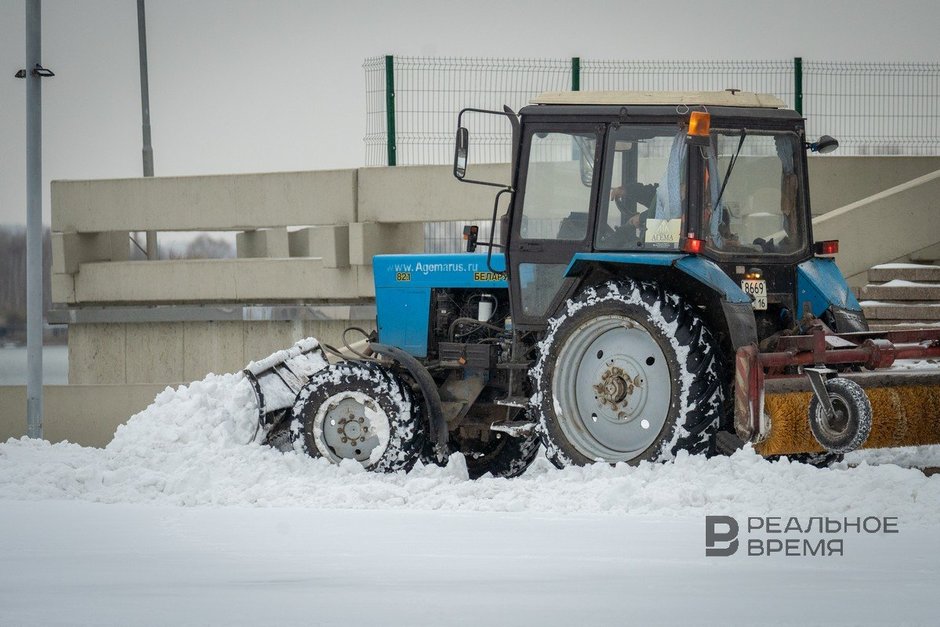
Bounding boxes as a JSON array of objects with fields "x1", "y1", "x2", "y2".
[
  {"x1": 21, "y1": 0, "x2": 54, "y2": 439},
  {"x1": 137, "y1": 0, "x2": 157, "y2": 259}
]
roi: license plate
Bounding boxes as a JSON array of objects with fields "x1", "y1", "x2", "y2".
[{"x1": 741, "y1": 279, "x2": 768, "y2": 310}]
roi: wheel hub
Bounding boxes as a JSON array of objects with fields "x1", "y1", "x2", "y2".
[
  {"x1": 593, "y1": 366, "x2": 644, "y2": 419},
  {"x1": 820, "y1": 398, "x2": 849, "y2": 435},
  {"x1": 316, "y1": 394, "x2": 384, "y2": 463},
  {"x1": 336, "y1": 413, "x2": 368, "y2": 444}
]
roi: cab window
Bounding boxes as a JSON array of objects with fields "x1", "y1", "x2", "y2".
[
  {"x1": 703, "y1": 131, "x2": 806, "y2": 255},
  {"x1": 519, "y1": 131, "x2": 597, "y2": 241},
  {"x1": 595, "y1": 126, "x2": 687, "y2": 251}
]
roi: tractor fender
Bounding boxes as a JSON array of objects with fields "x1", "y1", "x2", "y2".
[
  {"x1": 564, "y1": 252, "x2": 757, "y2": 349},
  {"x1": 796, "y1": 257, "x2": 863, "y2": 315},
  {"x1": 370, "y1": 342, "x2": 449, "y2": 462}
]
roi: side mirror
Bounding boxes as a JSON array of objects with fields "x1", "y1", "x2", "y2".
[
  {"x1": 808, "y1": 135, "x2": 839, "y2": 154},
  {"x1": 454, "y1": 127, "x2": 469, "y2": 179},
  {"x1": 452, "y1": 106, "x2": 517, "y2": 188}
]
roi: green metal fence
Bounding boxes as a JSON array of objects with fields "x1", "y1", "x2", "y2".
[
  {"x1": 580, "y1": 59, "x2": 796, "y2": 107},
  {"x1": 803, "y1": 61, "x2": 940, "y2": 156},
  {"x1": 364, "y1": 56, "x2": 940, "y2": 253},
  {"x1": 365, "y1": 56, "x2": 573, "y2": 167},
  {"x1": 365, "y1": 56, "x2": 940, "y2": 165}
]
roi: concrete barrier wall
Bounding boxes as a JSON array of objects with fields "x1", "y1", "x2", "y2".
[
  {"x1": 808, "y1": 156, "x2": 940, "y2": 215},
  {"x1": 0, "y1": 384, "x2": 171, "y2": 447},
  {"x1": 358, "y1": 163, "x2": 508, "y2": 223},
  {"x1": 813, "y1": 169, "x2": 940, "y2": 286},
  {"x1": 67, "y1": 319, "x2": 375, "y2": 385},
  {"x1": 67, "y1": 259, "x2": 374, "y2": 304},
  {"x1": 49, "y1": 157, "x2": 940, "y2": 231},
  {"x1": 52, "y1": 169, "x2": 358, "y2": 232}
]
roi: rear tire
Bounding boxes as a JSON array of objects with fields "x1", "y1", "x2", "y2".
[
  {"x1": 292, "y1": 361, "x2": 424, "y2": 472},
  {"x1": 534, "y1": 279, "x2": 725, "y2": 467}
]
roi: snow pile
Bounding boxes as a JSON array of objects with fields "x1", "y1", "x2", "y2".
[
  {"x1": 849, "y1": 446, "x2": 940, "y2": 469},
  {"x1": 1, "y1": 362, "x2": 938, "y2": 522}
]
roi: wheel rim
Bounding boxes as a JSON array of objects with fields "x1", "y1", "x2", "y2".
[
  {"x1": 815, "y1": 395, "x2": 851, "y2": 439},
  {"x1": 312, "y1": 391, "x2": 389, "y2": 464},
  {"x1": 552, "y1": 314, "x2": 672, "y2": 461}
]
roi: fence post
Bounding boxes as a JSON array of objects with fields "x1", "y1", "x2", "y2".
[
  {"x1": 571, "y1": 57, "x2": 581, "y2": 91},
  {"x1": 385, "y1": 55, "x2": 397, "y2": 166},
  {"x1": 794, "y1": 57, "x2": 803, "y2": 115}
]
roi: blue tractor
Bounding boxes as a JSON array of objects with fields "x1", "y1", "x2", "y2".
[{"x1": 248, "y1": 91, "x2": 940, "y2": 478}]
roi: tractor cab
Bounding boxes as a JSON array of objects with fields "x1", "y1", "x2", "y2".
[{"x1": 455, "y1": 91, "x2": 850, "y2": 344}]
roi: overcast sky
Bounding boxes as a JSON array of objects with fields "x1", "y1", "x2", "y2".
[{"x1": 1, "y1": 0, "x2": 939, "y2": 226}]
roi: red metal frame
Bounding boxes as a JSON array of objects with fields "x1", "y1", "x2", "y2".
[
  {"x1": 734, "y1": 326, "x2": 940, "y2": 442},
  {"x1": 761, "y1": 328, "x2": 940, "y2": 370}
]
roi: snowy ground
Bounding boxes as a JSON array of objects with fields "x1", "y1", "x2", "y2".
[
  {"x1": 3, "y1": 501, "x2": 938, "y2": 626},
  {"x1": 2, "y1": 369, "x2": 939, "y2": 625}
]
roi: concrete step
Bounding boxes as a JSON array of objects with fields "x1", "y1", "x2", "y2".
[
  {"x1": 868, "y1": 263, "x2": 940, "y2": 283},
  {"x1": 860, "y1": 282, "x2": 940, "y2": 301},
  {"x1": 861, "y1": 301, "x2": 940, "y2": 321}
]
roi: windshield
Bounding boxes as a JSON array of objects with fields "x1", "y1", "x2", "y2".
[
  {"x1": 703, "y1": 131, "x2": 805, "y2": 255},
  {"x1": 595, "y1": 125, "x2": 688, "y2": 251}
]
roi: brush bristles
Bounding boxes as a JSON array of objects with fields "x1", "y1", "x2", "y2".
[{"x1": 756, "y1": 386, "x2": 940, "y2": 457}]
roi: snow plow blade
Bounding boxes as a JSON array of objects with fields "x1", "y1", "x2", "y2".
[{"x1": 242, "y1": 338, "x2": 329, "y2": 425}]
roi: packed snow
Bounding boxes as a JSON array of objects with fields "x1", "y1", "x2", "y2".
[
  {"x1": 4, "y1": 500, "x2": 938, "y2": 627},
  {"x1": 2, "y1": 356, "x2": 940, "y2": 625}
]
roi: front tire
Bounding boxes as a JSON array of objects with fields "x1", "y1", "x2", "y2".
[
  {"x1": 807, "y1": 377, "x2": 872, "y2": 454},
  {"x1": 534, "y1": 279, "x2": 724, "y2": 467},
  {"x1": 292, "y1": 361, "x2": 424, "y2": 472}
]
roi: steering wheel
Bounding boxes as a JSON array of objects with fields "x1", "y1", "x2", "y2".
[{"x1": 599, "y1": 221, "x2": 642, "y2": 249}]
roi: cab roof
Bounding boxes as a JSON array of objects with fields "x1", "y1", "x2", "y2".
[{"x1": 530, "y1": 90, "x2": 788, "y2": 109}]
